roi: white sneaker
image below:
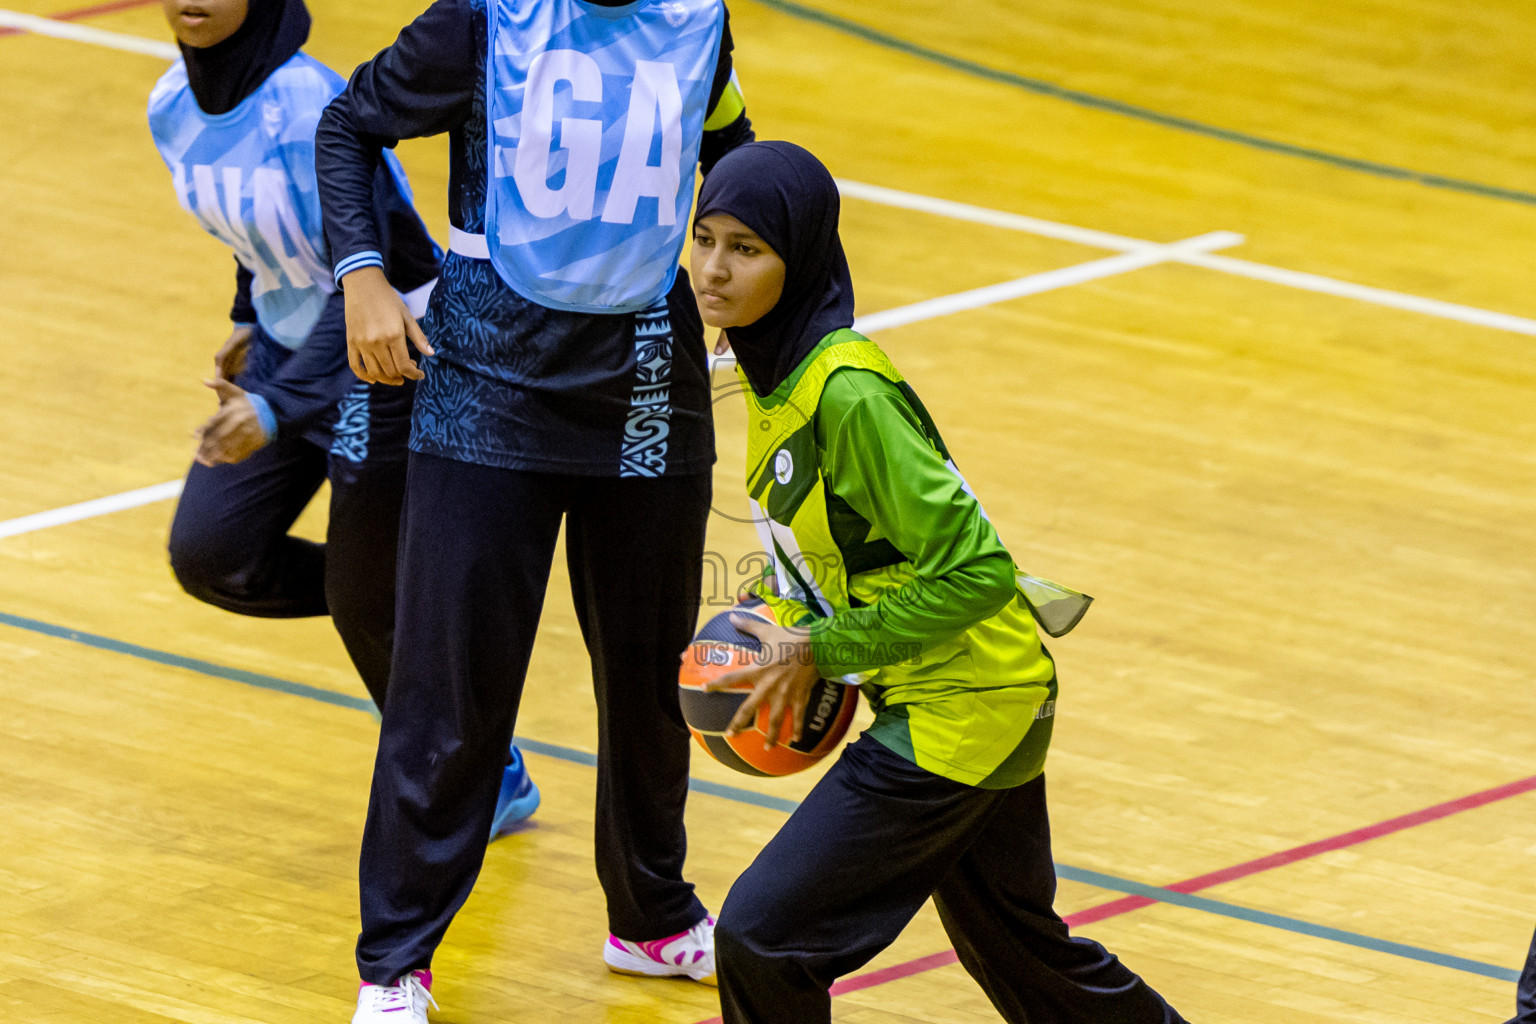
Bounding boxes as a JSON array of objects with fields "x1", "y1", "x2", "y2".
[
  {"x1": 352, "y1": 970, "x2": 437, "y2": 1023},
  {"x1": 603, "y1": 915, "x2": 717, "y2": 986}
]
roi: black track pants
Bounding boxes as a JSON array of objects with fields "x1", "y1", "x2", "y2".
[
  {"x1": 168, "y1": 440, "x2": 406, "y2": 709},
  {"x1": 716, "y1": 736, "x2": 1188, "y2": 1024},
  {"x1": 355, "y1": 452, "x2": 712, "y2": 983}
]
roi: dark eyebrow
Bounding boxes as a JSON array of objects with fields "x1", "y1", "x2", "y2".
[{"x1": 695, "y1": 218, "x2": 767, "y2": 247}]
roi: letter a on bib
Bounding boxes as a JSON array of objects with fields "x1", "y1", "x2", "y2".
[{"x1": 485, "y1": 0, "x2": 724, "y2": 313}]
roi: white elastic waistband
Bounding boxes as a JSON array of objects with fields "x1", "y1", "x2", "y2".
[
  {"x1": 399, "y1": 277, "x2": 438, "y2": 318},
  {"x1": 449, "y1": 226, "x2": 490, "y2": 260}
]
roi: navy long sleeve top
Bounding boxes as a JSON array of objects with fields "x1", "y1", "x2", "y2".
[
  {"x1": 314, "y1": 0, "x2": 753, "y2": 475},
  {"x1": 317, "y1": 0, "x2": 749, "y2": 271}
]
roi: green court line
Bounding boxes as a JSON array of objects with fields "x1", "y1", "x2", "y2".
[{"x1": 748, "y1": 0, "x2": 1536, "y2": 207}]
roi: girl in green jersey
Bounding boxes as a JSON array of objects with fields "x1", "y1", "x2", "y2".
[{"x1": 690, "y1": 141, "x2": 1188, "y2": 1024}]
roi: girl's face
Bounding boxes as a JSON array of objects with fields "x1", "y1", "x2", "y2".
[
  {"x1": 691, "y1": 213, "x2": 786, "y2": 330},
  {"x1": 161, "y1": 0, "x2": 248, "y2": 48}
]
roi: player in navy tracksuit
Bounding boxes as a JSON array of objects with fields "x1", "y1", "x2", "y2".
[
  {"x1": 315, "y1": 0, "x2": 752, "y2": 1017},
  {"x1": 149, "y1": 0, "x2": 538, "y2": 833}
]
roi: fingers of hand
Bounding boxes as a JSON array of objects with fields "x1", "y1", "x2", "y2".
[
  {"x1": 392, "y1": 336, "x2": 424, "y2": 382},
  {"x1": 347, "y1": 343, "x2": 369, "y2": 382},
  {"x1": 196, "y1": 439, "x2": 232, "y2": 467},
  {"x1": 198, "y1": 415, "x2": 263, "y2": 466},
  {"x1": 762, "y1": 689, "x2": 789, "y2": 750},
  {"x1": 194, "y1": 411, "x2": 235, "y2": 465},
  {"x1": 224, "y1": 425, "x2": 264, "y2": 464},
  {"x1": 216, "y1": 334, "x2": 250, "y2": 380},
  {"x1": 370, "y1": 338, "x2": 402, "y2": 383},
  {"x1": 203, "y1": 408, "x2": 237, "y2": 444},
  {"x1": 193, "y1": 429, "x2": 218, "y2": 466},
  {"x1": 730, "y1": 612, "x2": 772, "y2": 641},
  {"x1": 728, "y1": 672, "x2": 786, "y2": 736},
  {"x1": 725, "y1": 683, "x2": 768, "y2": 737},
  {"x1": 363, "y1": 333, "x2": 413, "y2": 385},
  {"x1": 347, "y1": 314, "x2": 410, "y2": 384},
  {"x1": 703, "y1": 667, "x2": 750, "y2": 692},
  {"x1": 405, "y1": 313, "x2": 435, "y2": 357},
  {"x1": 224, "y1": 344, "x2": 248, "y2": 380},
  {"x1": 358, "y1": 343, "x2": 402, "y2": 386}
]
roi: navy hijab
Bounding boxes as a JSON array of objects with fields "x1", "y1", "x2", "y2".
[
  {"x1": 695, "y1": 141, "x2": 856, "y2": 397},
  {"x1": 181, "y1": 0, "x2": 312, "y2": 116}
]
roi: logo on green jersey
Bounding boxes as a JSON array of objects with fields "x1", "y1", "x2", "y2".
[{"x1": 773, "y1": 448, "x2": 794, "y2": 485}]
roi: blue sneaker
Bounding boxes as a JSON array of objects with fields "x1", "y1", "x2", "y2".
[{"x1": 490, "y1": 744, "x2": 540, "y2": 840}]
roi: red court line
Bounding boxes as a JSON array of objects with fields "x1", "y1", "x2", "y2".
[
  {"x1": 0, "y1": 0, "x2": 159, "y2": 38},
  {"x1": 1068, "y1": 772, "x2": 1536, "y2": 925},
  {"x1": 691, "y1": 771, "x2": 1536, "y2": 1023}
]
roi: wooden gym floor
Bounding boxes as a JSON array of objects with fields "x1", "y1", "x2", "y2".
[{"x1": 2, "y1": 0, "x2": 1535, "y2": 1020}]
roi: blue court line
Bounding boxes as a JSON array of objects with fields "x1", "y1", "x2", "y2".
[
  {"x1": 0, "y1": 607, "x2": 1518, "y2": 982},
  {"x1": 0, "y1": 610, "x2": 375, "y2": 712},
  {"x1": 0, "y1": 610, "x2": 806, "y2": 813},
  {"x1": 748, "y1": 0, "x2": 1536, "y2": 208},
  {"x1": 512, "y1": 736, "x2": 800, "y2": 813},
  {"x1": 1056, "y1": 865, "x2": 1519, "y2": 982}
]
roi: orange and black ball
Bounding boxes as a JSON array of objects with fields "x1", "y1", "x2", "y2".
[{"x1": 678, "y1": 598, "x2": 858, "y2": 776}]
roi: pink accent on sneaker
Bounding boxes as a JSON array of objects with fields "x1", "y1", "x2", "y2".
[
  {"x1": 603, "y1": 915, "x2": 717, "y2": 984},
  {"x1": 613, "y1": 931, "x2": 688, "y2": 966},
  {"x1": 357, "y1": 969, "x2": 432, "y2": 994},
  {"x1": 352, "y1": 970, "x2": 436, "y2": 1022}
]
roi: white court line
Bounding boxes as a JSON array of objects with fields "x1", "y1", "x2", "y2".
[
  {"x1": 0, "y1": 9, "x2": 179, "y2": 59},
  {"x1": 1181, "y1": 252, "x2": 1536, "y2": 336},
  {"x1": 837, "y1": 178, "x2": 1163, "y2": 255},
  {"x1": 3, "y1": 10, "x2": 1525, "y2": 337},
  {"x1": 836, "y1": 178, "x2": 1536, "y2": 337},
  {"x1": 7, "y1": 13, "x2": 1530, "y2": 529},
  {"x1": 853, "y1": 230, "x2": 1242, "y2": 334},
  {"x1": 14, "y1": 239, "x2": 1222, "y2": 532},
  {"x1": 710, "y1": 230, "x2": 1243, "y2": 373},
  {"x1": 0, "y1": 480, "x2": 183, "y2": 541}
]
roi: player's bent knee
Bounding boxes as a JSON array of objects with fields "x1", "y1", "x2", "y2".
[
  {"x1": 716, "y1": 888, "x2": 797, "y2": 961},
  {"x1": 716, "y1": 903, "x2": 831, "y2": 994},
  {"x1": 713, "y1": 908, "x2": 754, "y2": 970},
  {"x1": 167, "y1": 528, "x2": 261, "y2": 607}
]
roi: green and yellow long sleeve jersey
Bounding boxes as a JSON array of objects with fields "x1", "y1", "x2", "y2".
[{"x1": 742, "y1": 330, "x2": 1056, "y2": 788}]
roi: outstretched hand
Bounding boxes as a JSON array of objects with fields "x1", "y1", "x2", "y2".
[
  {"x1": 703, "y1": 612, "x2": 820, "y2": 750},
  {"x1": 343, "y1": 265, "x2": 434, "y2": 385},
  {"x1": 213, "y1": 325, "x2": 254, "y2": 382},
  {"x1": 194, "y1": 378, "x2": 268, "y2": 467}
]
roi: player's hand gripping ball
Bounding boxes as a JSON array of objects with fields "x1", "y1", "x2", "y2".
[{"x1": 678, "y1": 598, "x2": 858, "y2": 776}]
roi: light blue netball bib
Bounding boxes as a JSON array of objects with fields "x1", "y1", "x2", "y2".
[
  {"x1": 149, "y1": 54, "x2": 419, "y2": 350},
  {"x1": 485, "y1": 0, "x2": 724, "y2": 313}
]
